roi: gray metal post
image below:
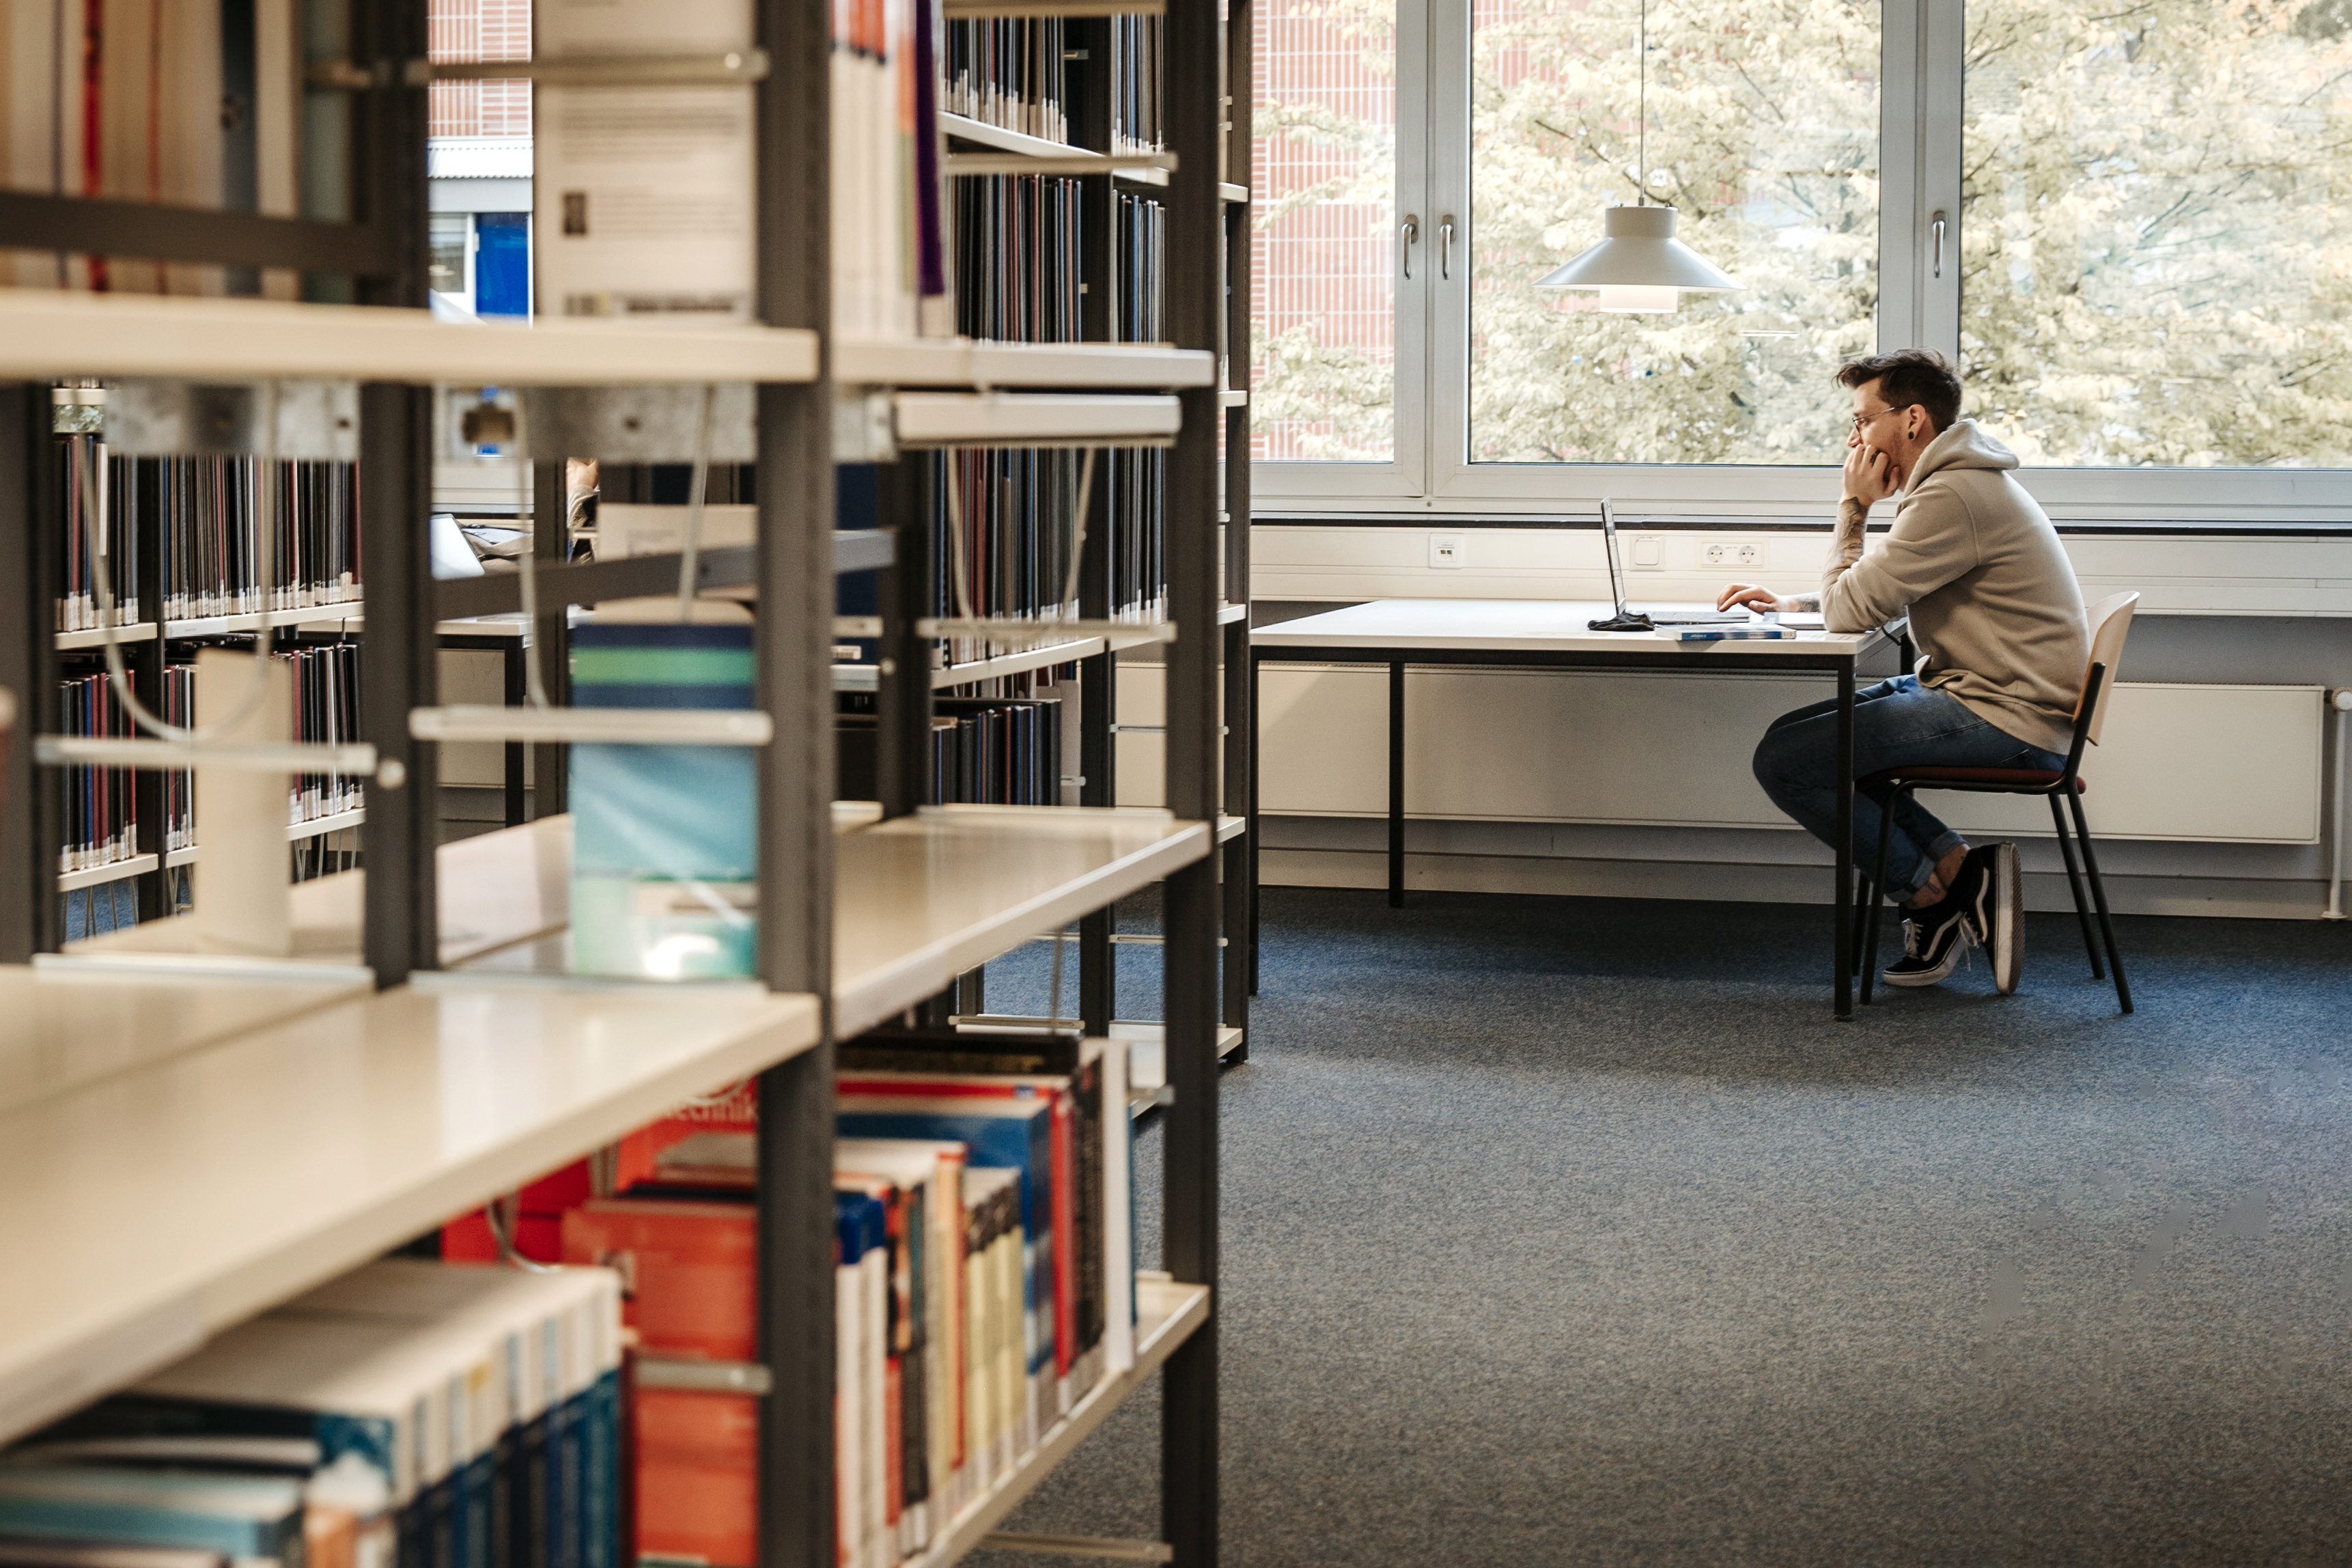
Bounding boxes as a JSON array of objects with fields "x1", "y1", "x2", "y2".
[
  {"x1": 876, "y1": 458, "x2": 932, "y2": 821},
  {"x1": 530, "y1": 459, "x2": 569, "y2": 817},
  {"x1": 753, "y1": 0, "x2": 837, "y2": 1565},
  {"x1": 1220, "y1": 0, "x2": 1255, "y2": 1048},
  {"x1": 1162, "y1": 0, "x2": 1224, "y2": 1558}
]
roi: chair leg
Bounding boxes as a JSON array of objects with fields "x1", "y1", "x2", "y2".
[
  {"x1": 1851, "y1": 870, "x2": 1875, "y2": 975},
  {"x1": 2048, "y1": 792, "x2": 2104, "y2": 979},
  {"x1": 2066, "y1": 789, "x2": 2133, "y2": 1014},
  {"x1": 1859, "y1": 789, "x2": 1902, "y2": 1005}
]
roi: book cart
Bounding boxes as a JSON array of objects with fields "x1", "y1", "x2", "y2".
[{"x1": 0, "y1": 0, "x2": 1248, "y2": 1563}]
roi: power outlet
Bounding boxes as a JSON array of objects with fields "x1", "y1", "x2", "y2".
[
  {"x1": 1429, "y1": 531, "x2": 1466, "y2": 569},
  {"x1": 1703, "y1": 541, "x2": 1763, "y2": 568}
]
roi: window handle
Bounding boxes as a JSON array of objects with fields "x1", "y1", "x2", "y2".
[
  {"x1": 1401, "y1": 214, "x2": 1419, "y2": 279},
  {"x1": 1932, "y1": 210, "x2": 1947, "y2": 279},
  {"x1": 1439, "y1": 214, "x2": 1455, "y2": 280}
]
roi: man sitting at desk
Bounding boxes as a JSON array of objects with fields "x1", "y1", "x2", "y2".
[{"x1": 1717, "y1": 348, "x2": 2087, "y2": 993}]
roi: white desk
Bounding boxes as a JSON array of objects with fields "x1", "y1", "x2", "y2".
[{"x1": 1250, "y1": 599, "x2": 1889, "y2": 1018}]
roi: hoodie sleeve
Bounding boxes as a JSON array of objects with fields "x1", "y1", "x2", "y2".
[{"x1": 1819, "y1": 483, "x2": 1982, "y2": 634}]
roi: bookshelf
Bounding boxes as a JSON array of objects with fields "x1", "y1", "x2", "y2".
[{"x1": 0, "y1": 0, "x2": 1242, "y2": 1563}]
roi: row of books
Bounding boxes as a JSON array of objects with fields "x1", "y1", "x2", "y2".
[
  {"x1": 943, "y1": 18, "x2": 1074, "y2": 144},
  {"x1": 57, "y1": 437, "x2": 139, "y2": 632},
  {"x1": 444, "y1": 1031, "x2": 1132, "y2": 1568},
  {"x1": 5, "y1": 1263, "x2": 623, "y2": 1568},
  {"x1": 951, "y1": 176, "x2": 1083, "y2": 346},
  {"x1": 58, "y1": 453, "x2": 364, "y2": 632},
  {"x1": 1108, "y1": 190, "x2": 1169, "y2": 626},
  {"x1": 57, "y1": 642, "x2": 365, "y2": 876},
  {"x1": 55, "y1": 673, "x2": 137, "y2": 876},
  {"x1": 1110, "y1": 16, "x2": 1165, "y2": 156},
  {"x1": 836, "y1": 694, "x2": 1065, "y2": 806},
  {"x1": 832, "y1": 0, "x2": 951, "y2": 339}
]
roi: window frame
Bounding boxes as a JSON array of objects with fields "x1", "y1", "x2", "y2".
[{"x1": 1250, "y1": 0, "x2": 2352, "y2": 524}]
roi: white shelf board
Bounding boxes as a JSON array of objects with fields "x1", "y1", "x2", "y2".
[
  {"x1": 1216, "y1": 814, "x2": 1244, "y2": 844},
  {"x1": 1218, "y1": 182, "x2": 1249, "y2": 204},
  {"x1": 71, "y1": 815, "x2": 566, "y2": 976},
  {"x1": 57, "y1": 854, "x2": 158, "y2": 893},
  {"x1": 1112, "y1": 165, "x2": 1169, "y2": 188},
  {"x1": 939, "y1": 113, "x2": 1079, "y2": 159},
  {"x1": 0, "y1": 976, "x2": 820, "y2": 1450},
  {"x1": 893, "y1": 392, "x2": 1179, "y2": 447},
  {"x1": 163, "y1": 602, "x2": 364, "y2": 639},
  {"x1": 1217, "y1": 602, "x2": 1248, "y2": 625},
  {"x1": 833, "y1": 806, "x2": 1213, "y2": 1038},
  {"x1": 834, "y1": 337, "x2": 1215, "y2": 391},
  {"x1": 837, "y1": 631, "x2": 1161, "y2": 692},
  {"x1": 0, "y1": 288, "x2": 819, "y2": 386},
  {"x1": 55, "y1": 623, "x2": 157, "y2": 652},
  {"x1": 162, "y1": 812, "x2": 373, "y2": 879},
  {"x1": 908, "y1": 1276, "x2": 1209, "y2": 1568},
  {"x1": 0, "y1": 962, "x2": 369, "y2": 1123},
  {"x1": 1218, "y1": 389, "x2": 1246, "y2": 408}
]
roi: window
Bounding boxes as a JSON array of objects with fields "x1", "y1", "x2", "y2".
[
  {"x1": 1962, "y1": 0, "x2": 2352, "y2": 468},
  {"x1": 428, "y1": 214, "x2": 472, "y2": 301},
  {"x1": 1246, "y1": 0, "x2": 2352, "y2": 515},
  {"x1": 1467, "y1": 0, "x2": 1878, "y2": 466},
  {"x1": 1251, "y1": 0, "x2": 1403, "y2": 466}
]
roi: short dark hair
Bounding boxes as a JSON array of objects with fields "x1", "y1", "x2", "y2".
[{"x1": 1836, "y1": 348, "x2": 1962, "y2": 434}]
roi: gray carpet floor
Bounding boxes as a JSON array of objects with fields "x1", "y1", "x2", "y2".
[{"x1": 967, "y1": 888, "x2": 2352, "y2": 1565}]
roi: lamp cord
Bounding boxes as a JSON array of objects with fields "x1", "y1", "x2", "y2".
[{"x1": 1638, "y1": 0, "x2": 1647, "y2": 205}]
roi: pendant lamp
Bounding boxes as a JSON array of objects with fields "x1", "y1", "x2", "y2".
[{"x1": 1536, "y1": 0, "x2": 1741, "y2": 314}]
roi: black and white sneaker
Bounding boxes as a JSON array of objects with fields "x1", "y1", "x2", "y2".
[
  {"x1": 1979, "y1": 841, "x2": 2023, "y2": 995},
  {"x1": 1881, "y1": 895, "x2": 1977, "y2": 987}
]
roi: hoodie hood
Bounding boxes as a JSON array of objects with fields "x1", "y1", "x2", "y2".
[{"x1": 1904, "y1": 419, "x2": 2018, "y2": 490}]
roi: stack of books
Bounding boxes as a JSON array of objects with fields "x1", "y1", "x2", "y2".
[
  {"x1": 453, "y1": 1033, "x2": 1137, "y2": 1568},
  {"x1": 1, "y1": 1264, "x2": 624, "y2": 1568}
]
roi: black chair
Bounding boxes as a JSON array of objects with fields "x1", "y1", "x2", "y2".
[{"x1": 1855, "y1": 591, "x2": 2138, "y2": 1013}]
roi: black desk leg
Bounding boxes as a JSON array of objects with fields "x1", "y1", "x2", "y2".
[
  {"x1": 503, "y1": 643, "x2": 526, "y2": 828},
  {"x1": 1834, "y1": 658, "x2": 1856, "y2": 1019},
  {"x1": 1248, "y1": 650, "x2": 1261, "y2": 996},
  {"x1": 1388, "y1": 659, "x2": 1405, "y2": 908}
]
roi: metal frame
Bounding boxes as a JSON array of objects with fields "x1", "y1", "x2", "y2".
[
  {"x1": 1252, "y1": 641, "x2": 1866, "y2": 1020},
  {"x1": 1856, "y1": 662, "x2": 2133, "y2": 1013}
]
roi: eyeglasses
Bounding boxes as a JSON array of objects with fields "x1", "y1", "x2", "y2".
[{"x1": 1849, "y1": 404, "x2": 1912, "y2": 434}]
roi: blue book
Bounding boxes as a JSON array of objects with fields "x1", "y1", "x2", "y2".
[
  {"x1": 835, "y1": 1095, "x2": 1056, "y2": 1387},
  {"x1": 0, "y1": 1468, "x2": 305, "y2": 1566},
  {"x1": 568, "y1": 620, "x2": 757, "y2": 980},
  {"x1": 1655, "y1": 624, "x2": 1793, "y2": 641}
]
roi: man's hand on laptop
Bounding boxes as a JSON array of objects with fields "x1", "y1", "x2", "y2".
[{"x1": 1717, "y1": 584, "x2": 1799, "y2": 614}]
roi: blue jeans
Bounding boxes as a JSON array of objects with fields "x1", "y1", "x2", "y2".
[{"x1": 1752, "y1": 676, "x2": 2067, "y2": 900}]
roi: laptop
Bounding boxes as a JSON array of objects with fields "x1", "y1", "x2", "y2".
[{"x1": 1590, "y1": 499, "x2": 1753, "y2": 630}]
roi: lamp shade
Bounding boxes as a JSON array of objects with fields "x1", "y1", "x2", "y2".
[{"x1": 1537, "y1": 206, "x2": 1741, "y2": 295}]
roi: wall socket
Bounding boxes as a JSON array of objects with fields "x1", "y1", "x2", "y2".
[
  {"x1": 1429, "y1": 531, "x2": 1466, "y2": 569},
  {"x1": 1703, "y1": 541, "x2": 1761, "y2": 568}
]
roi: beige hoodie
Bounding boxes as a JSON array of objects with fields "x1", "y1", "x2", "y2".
[{"x1": 1819, "y1": 420, "x2": 2088, "y2": 755}]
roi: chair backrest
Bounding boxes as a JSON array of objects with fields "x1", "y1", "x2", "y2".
[{"x1": 2078, "y1": 591, "x2": 2139, "y2": 746}]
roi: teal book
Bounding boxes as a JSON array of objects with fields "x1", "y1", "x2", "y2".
[
  {"x1": 0, "y1": 1468, "x2": 305, "y2": 1567},
  {"x1": 567, "y1": 621, "x2": 757, "y2": 980}
]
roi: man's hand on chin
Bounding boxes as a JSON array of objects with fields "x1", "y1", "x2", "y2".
[{"x1": 1843, "y1": 442, "x2": 1902, "y2": 507}]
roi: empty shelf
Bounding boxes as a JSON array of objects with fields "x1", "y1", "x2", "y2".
[{"x1": 834, "y1": 806, "x2": 1212, "y2": 1038}]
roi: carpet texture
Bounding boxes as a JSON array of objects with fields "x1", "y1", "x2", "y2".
[{"x1": 967, "y1": 890, "x2": 2352, "y2": 1565}]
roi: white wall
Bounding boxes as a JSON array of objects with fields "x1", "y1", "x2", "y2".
[{"x1": 1117, "y1": 522, "x2": 2352, "y2": 919}]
